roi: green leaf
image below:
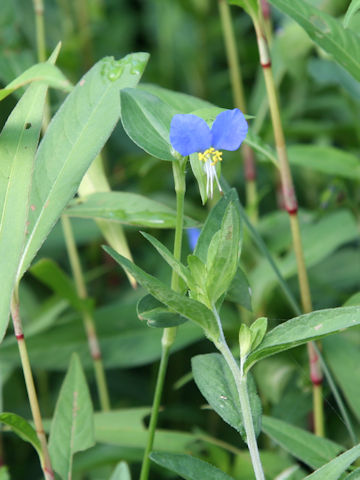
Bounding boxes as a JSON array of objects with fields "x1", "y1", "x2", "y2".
[
  {"x1": 245, "y1": 306, "x2": 360, "y2": 371},
  {"x1": 288, "y1": 145, "x2": 360, "y2": 180},
  {"x1": 323, "y1": 335, "x2": 360, "y2": 423},
  {"x1": 94, "y1": 408, "x2": 195, "y2": 452},
  {"x1": 0, "y1": 466, "x2": 10, "y2": 480},
  {"x1": 191, "y1": 353, "x2": 261, "y2": 439},
  {"x1": 17, "y1": 53, "x2": 149, "y2": 279},
  {"x1": 226, "y1": 268, "x2": 252, "y2": 312},
  {"x1": 0, "y1": 77, "x2": 49, "y2": 342},
  {"x1": 49, "y1": 353, "x2": 94, "y2": 480},
  {"x1": 262, "y1": 416, "x2": 344, "y2": 469},
  {"x1": 66, "y1": 191, "x2": 197, "y2": 228},
  {"x1": 141, "y1": 231, "x2": 191, "y2": 284},
  {"x1": 120, "y1": 87, "x2": 176, "y2": 161},
  {"x1": 303, "y1": 444, "x2": 360, "y2": 479},
  {"x1": 0, "y1": 60, "x2": 72, "y2": 101},
  {"x1": 109, "y1": 462, "x2": 131, "y2": 480},
  {"x1": 345, "y1": 467, "x2": 360, "y2": 479},
  {"x1": 150, "y1": 452, "x2": 236, "y2": 480},
  {"x1": 103, "y1": 246, "x2": 218, "y2": 338},
  {"x1": 30, "y1": 259, "x2": 92, "y2": 314},
  {"x1": 0, "y1": 412, "x2": 42, "y2": 462},
  {"x1": 139, "y1": 83, "x2": 213, "y2": 113},
  {"x1": 267, "y1": 0, "x2": 360, "y2": 82},
  {"x1": 206, "y1": 202, "x2": 241, "y2": 303},
  {"x1": 194, "y1": 189, "x2": 238, "y2": 263},
  {"x1": 250, "y1": 317, "x2": 268, "y2": 351},
  {"x1": 343, "y1": 0, "x2": 360, "y2": 28},
  {"x1": 137, "y1": 294, "x2": 187, "y2": 328}
]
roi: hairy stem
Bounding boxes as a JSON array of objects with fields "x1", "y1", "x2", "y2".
[
  {"x1": 139, "y1": 159, "x2": 186, "y2": 480},
  {"x1": 212, "y1": 306, "x2": 265, "y2": 480},
  {"x1": 11, "y1": 295, "x2": 54, "y2": 480}
]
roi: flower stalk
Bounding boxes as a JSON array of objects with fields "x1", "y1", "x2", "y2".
[
  {"x1": 218, "y1": 0, "x2": 258, "y2": 222},
  {"x1": 139, "y1": 158, "x2": 186, "y2": 480},
  {"x1": 248, "y1": 4, "x2": 324, "y2": 436}
]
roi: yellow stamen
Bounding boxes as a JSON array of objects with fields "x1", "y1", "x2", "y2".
[{"x1": 198, "y1": 148, "x2": 223, "y2": 165}]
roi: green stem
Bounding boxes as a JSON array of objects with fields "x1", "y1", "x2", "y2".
[
  {"x1": 139, "y1": 159, "x2": 186, "y2": 480},
  {"x1": 61, "y1": 216, "x2": 110, "y2": 411},
  {"x1": 212, "y1": 306, "x2": 265, "y2": 480},
  {"x1": 218, "y1": 0, "x2": 258, "y2": 223}
]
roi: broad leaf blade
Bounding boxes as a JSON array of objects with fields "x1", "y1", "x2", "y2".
[
  {"x1": 150, "y1": 452, "x2": 236, "y2": 480},
  {"x1": 103, "y1": 246, "x2": 218, "y2": 338},
  {"x1": 17, "y1": 53, "x2": 149, "y2": 279},
  {"x1": 267, "y1": 0, "x2": 360, "y2": 81},
  {"x1": 49, "y1": 353, "x2": 94, "y2": 480},
  {"x1": 120, "y1": 87, "x2": 176, "y2": 161},
  {"x1": 0, "y1": 81, "x2": 48, "y2": 342},
  {"x1": 137, "y1": 294, "x2": 187, "y2": 328},
  {"x1": 245, "y1": 306, "x2": 360, "y2": 371},
  {"x1": 192, "y1": 353, "x2": 261, "y2": 439},
  {"x1": 262, "y1": 416, "x2": 344, "y2": 469}
]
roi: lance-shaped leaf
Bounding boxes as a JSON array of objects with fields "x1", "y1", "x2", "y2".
[
  {"x1": 0, "y1": 61, "x2": 71, "y2": 101},
  {"x1": 66, "y1": 191, "x2": 198, "y2": 229},
  {"x1": 150, "y1": 452, "x2": 236, "y2": 480},
  {"x1": 17, "y1": 52, "x2": 149, "y2": 280},
  {"x1": 137, "y1": 294, "x2": 187, "y2": 328},
  {"x1": 49, "y1": 354, "x2": 94, "y2": 480},
  {"x1": 0, "y1": 412, "x2": 42, "y2": 462},
  {"x1": 303, "y1": 444, "x2": 360, "y2": 479},
  {"x1": 103, "y1": 246, "x2": 218, "y2": 338},
  {"x1": 244, "y1": 306, "x2": 360, "y2": 372},
  {"x1": 109, "y1": 462, "x2": 131, "y2": 480},
  {"x1": 0, "y1": 48, "x2": 59, "y2": 342},
  {"x1": 267, "y1": 0, "x2": 360, "y2": 82}
]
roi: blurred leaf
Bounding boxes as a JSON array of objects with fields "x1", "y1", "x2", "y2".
[
  {"x1": 0, "y1": 74, "x2": 49, "y2": 342},
  {"x1": 267, "y1": 0, "x2": 360, "y2": 81},
  {"x1": 120, "y1": 87, "x2": 176, "y2": 161},
  {"x1": 103, "y1": 247, "x2": 218, "y2": 338},
  {"x1": 94, "y1": 409, "x2": 195, "y2": 452},
  {"x1": 49, "y1": 354, "x2": 94, "y2": 480},
  {"x1": 150, "y1": 452, "x2": 236, "y2": 480},
  {"x1": 288, "y1": 145, "x2": 360, "y2": 179},
  {"x1": 343, "y1": 0, "x2": 360, "y2": 28},
  {"x1": 345, "y1": 467, "x2": 360, "y2": 479},
  {"x1": 228, "y1": 0, "x2": 259, "y2": 18},
  {"x1": 0, "y1": 412, "x2": 42, "y2": 462},
  {"x1": 137, "y1": 294, "x2": 187, "y2": 328},
  {"x1": 0, "y1": 61, "x2": 71, "y2": 101},
  {"x1": 323, "y1": 335, "x2": 360, "y2": 423},
  {"x1": 17, "y1": 53, "x2": 149, "y2": 279},
  {"x1": 66, "y1": 191, "x2": 198, "y2": 229},
  {"x1": 30, "y1": 259, "x2": 92, "y2": 314},
  {"x1": 192, "y1": 353, "x2": 262, "y2": 440},
  {"x1": 245, "y1": 306, "x2": 360, "y2": 371},
  {"x1": 109, "y1": 462, "x2": 131, "y2": 480},
  {"x1": 303, "y1": 444, "x2": 360, "y2": 479},
  {"x1": 262, "y1": 416, "x2": 344, "y2": 469},
  {"x1": 0, "y1": 466, "x2": 10, "y2": 480}
]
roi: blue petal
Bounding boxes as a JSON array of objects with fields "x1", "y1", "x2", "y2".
[
  {"x1": 169, "y1": 114, "x2": 212, "y2": 156},
  {"x1": 210, "y1": 108, "x2": 248, "y2": 151},
  {"x1": 186, "y1": 227, "x2": 201, "y2": 251}
]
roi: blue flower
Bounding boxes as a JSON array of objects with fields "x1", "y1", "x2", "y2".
[{"x1": 170, "y1": 108, "x2": 248, "y2": 197}]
